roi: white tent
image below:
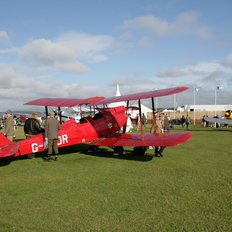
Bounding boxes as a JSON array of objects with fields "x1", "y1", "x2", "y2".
[
  {"x1": 108, "y1": 84, "x2": 152, "y2": 118},
  {"x1": 107, "y1": 84, "x2": 126, "y2": 108},
  {"x1": 127, "y1": 104, "x2": 152, "y2": 119}
]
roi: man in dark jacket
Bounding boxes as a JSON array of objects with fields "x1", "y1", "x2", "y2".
[
  {"x1": 24, "y1": 112, "x2": 44, "y2": 158},
  {"x1": 45, "y1": 112, "x2": 60, "y2": 161},
  {"x1": 24, "y1": 112, "x2": 44, "y2": 138}
]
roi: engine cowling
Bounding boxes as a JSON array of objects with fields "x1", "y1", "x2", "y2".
[{"x1": 225, "y1": 110, "x2": 232, "y2": 119}]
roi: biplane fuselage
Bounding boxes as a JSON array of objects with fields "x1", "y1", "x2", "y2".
[{"x1": 0, "y1": 106, "x2": 127, "y2": 158}]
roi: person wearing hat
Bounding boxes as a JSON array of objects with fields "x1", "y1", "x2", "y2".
[
  {"x1": 24, "y1": 112, "x2": 45, "y2": 158},
  {"x1": 24, "y1": 112, "x2": 44, "y2": 138},
  {"x1": 45, "y1": 112, "x2": 61, "y2": 161},
  {"x1": 3, "y1": 111, "x2": 15, "y2": 141},
  {"x1": 150, "y1": 112, "x2": 166, "y2": 157}
]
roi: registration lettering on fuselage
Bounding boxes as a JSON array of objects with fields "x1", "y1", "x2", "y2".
[{"x1": 31, "y1": 134, "x2": 68, "y2": 152}]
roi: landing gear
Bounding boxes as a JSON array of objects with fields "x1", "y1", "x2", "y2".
[{"x1": 133, "y1": 146, "x2": 147, "y2": 156}]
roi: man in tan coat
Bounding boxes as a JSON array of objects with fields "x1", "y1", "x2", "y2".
[
  {"x1": 150, "y1": 112, "x2": 165, "y2": 157},
  {"x1": 4, "y1": 111, "x2": 15, "y2": 141},
  {"x1": 45, "y1": 112, "x2": 60, "y2": 161}
]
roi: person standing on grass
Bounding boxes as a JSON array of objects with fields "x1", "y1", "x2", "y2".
[
  {"x1": 150, "y1": 112, "x2": 165, "y2": 157},
  {"x1": 24, "y1": 112, "x2": 45, "y2": 158},
  {"x1": 3, "y1": 111, "x2": 15, "y2": 141},
  {"x1": 24, "y1": 112, "x2": 44, "y2": 139},
  {"x1": 163, "y1": 114, "x2": 170, "y2": 132},
  {"x1": 185, "y1": 114, "x2": 191, "y2": 129},
  {"x1": 45, "y1": 112, "x2": 60, "y2": 161},
  {"x1": 181, "y1": 115, "x2": 186, "y2": 128},
  {"x1": 141, "y1": 113, "x2": 147, "y2": 127}
]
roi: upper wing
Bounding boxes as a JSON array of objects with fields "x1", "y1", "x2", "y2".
[
  {"x1": 205, "y1": 117, "x2": 232, "y2": 125},
  {"x1": 23, "y1": 87, "x2": 188, "y2": 107},
  {"x1": 24, "y1": 96, "x2": 105, "y2": 107},
  {"x1": 90, "y1": 132, "x2": 192, "y2": 147},
  {"x1": 91, "y1": 86, "x2": 188, "y2": 106}
]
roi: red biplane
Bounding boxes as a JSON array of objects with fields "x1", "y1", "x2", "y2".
[{"x1": 0, "y1": 87, "x2": 192, "y2": 159}]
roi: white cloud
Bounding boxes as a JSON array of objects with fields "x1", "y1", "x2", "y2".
[
  {"x1": 157, "y1": 62, "x2": 225, "y2": 78},
  {"x1": 0, "y1": 64, "x2": 107, "y2": 111},
  {"x1": 0, "y1": 31, "x2": 10, "y2": 43},
  {"x1": 223, "y1": 53, "x2": 232, "y2": 68},
  {"x1": 0, "y1": 64, "x2": 34, "y2": 89},
  {"x1": 183, "y1": 62, "x2": 224, "y2": 75},
  {"x1": 155, "y1": 61, "x2": 232, "y2": 92},
  {"x1": 157, "y1": 66, "x2": 185, "y2": 78},
  {"x1": 57, "y1": 32, "x2": 114, "y2": 62},
  {"x1": 123, "y1": 11, "x2": 210, "y2": 38},
  {"x1": 20, "y1": 33, "x2": 115, "y2": 74}
]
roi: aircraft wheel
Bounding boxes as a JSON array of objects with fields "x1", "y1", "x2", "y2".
[
  {"x1": 113, "y1": 146, "x2": 124, "y2": 155},
  {"x1": 133, "y1": 146, "x2": 147, "y2": 155}
]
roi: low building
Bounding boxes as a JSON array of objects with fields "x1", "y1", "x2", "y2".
[{"x1": 177, "y1": 105, "x2": 232, "y2": 112}]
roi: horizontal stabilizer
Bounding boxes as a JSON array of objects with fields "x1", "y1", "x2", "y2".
[
  {"x1": 90, "y1": 132, "x2": 192, "y2": 147},
  {"x1": 0, "y1": 133, "x2": 18, "y2": 158}
]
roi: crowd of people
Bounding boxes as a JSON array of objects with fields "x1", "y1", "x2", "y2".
[{"x1": 1, "y1": 110, "x2": 60, "y2": 161}]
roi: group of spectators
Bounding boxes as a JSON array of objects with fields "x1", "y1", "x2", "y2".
[
  {"x1": 180, "y1": 114, "x2": 191, "y2": 129},
  {"x1": 2, "y1": 110, "x2": 60, "y2": 161}
]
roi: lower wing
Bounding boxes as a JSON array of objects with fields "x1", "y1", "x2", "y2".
[{"x1": 90, "y1": 132, "x2": 192, "y2": 147}]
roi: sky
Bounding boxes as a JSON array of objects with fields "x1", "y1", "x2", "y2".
[{"x1": 1, "y1": 0, "x2": 232, "y2": 112}]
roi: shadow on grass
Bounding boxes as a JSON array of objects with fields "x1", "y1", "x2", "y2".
[
  {"x1": 0, "y1": 158, "x2": 12, "y2": 166},
  {"x1": 83, "y1": 148, "x2": 154, "y2": 162},
  {"x1": 0, "y1": 154, "x2": 34, "y2": 167},
  {"x1": 0, "y1": 144, "x2": 153, "y2": 166},
  {"x1": 58, "y1": 144, "x2": 153, "y2": 162}
]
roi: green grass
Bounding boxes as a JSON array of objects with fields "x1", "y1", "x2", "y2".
[{"x1": 0, "y1": 125, "x2": 232, "y2": 232}]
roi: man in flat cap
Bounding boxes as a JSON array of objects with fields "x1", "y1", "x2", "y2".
[{"x1": 45, "y1": 112, "x2": 60, "y2": 161}]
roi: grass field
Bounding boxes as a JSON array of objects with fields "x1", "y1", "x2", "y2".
[{"x1": 0, "y1": 125, "x2": 231, "y2": 232}]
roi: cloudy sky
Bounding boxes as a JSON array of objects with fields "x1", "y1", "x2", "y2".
[{"x1": 1, "y1": 0, "x2": 232, "y2": 112}]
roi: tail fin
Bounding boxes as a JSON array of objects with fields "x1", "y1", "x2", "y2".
[{"x1": 0, "y1": 133, "x2": 18, "y2": 158}]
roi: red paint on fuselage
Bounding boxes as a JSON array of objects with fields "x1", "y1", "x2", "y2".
[{"x1": 7, "y1": 106, "x2": 127, "y2": 157}]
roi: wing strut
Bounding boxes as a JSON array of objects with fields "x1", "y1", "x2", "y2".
[
  {"x1": 45, "y1": 106, "x2": 48, "y2": 117},
  {"x1": 138, "y1": 99, "x2": 144, "y2": 139},
  {"x1": 151, "y1": 97, "x2": 155, "y2": 115},
  {"x1": 123, "y1": 100, "x2": 130, "y2": 133},
  {"x1": 58, "y1": 106, "x2": 62, "y2": 123}
]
